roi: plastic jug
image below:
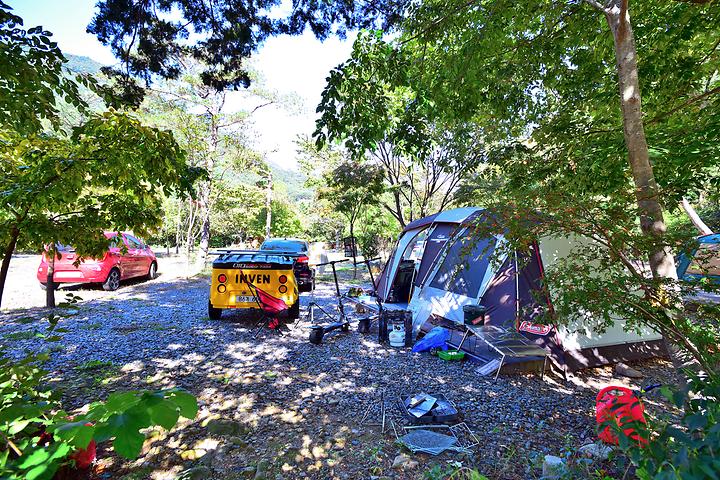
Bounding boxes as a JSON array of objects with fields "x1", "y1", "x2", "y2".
[{"x1": 596, "y1": 386, "x2": 648, "y2": 446}]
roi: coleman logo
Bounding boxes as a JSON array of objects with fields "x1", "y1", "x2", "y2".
[
  {"x1": 239, "y1": 273, "x2": 271, "y2": 284},
  {"x1": 519, "y1": 321, "x2": 552, "y2": 336}
]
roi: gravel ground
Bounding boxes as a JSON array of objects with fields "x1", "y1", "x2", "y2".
[
  {"x1": 1, "y1": 252, "x2": 196, "y2": 311},
  {"x1": 0, "y1": 259, "x2": 679, "y2": 480}
]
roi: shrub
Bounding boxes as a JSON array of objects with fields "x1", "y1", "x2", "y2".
[
  {"x1": 613, "y1": 374, "x2": 720, "y2": 479},
  {"x1": 0, "y1": 314, "x2": 197, "y2": 479}
]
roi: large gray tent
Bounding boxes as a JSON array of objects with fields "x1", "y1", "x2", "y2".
[{"x1": 374, "y1": 208, "x2": 668, "y2": 372}]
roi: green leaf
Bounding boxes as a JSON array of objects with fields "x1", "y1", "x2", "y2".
[
  {"x1": 112, "y1": 428, "x2": 146, "y2": 459},
  {"x1": 148, "y1": 401, "x2": 180, "y2": 430},
  {"x1": 8, "y1": 419, "x2": 31, "y2": 435},
  {"x1": 105, "y1": 391, "x2": 139, "y2": 413},
  {"x1": 54, "y1": 421, "x2": 95, "y2": 449},
  {"x1": 167, "y1": 390, "x2": 198, "y2": 419}
]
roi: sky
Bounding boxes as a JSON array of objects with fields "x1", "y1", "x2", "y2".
[{"x1": 8, "y1": 0, "x2": 355, "y2": 170}]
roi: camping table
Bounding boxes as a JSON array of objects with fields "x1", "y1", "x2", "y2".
[{"x1": 456, "y1": 325, "x2": 549, "y2": 381}]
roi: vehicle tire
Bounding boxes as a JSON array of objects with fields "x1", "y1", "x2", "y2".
[
  {"x1": 208, "y1": 302, "x2": 222, "y2": 320},
  {"x1": 146, "y1": 261, "x2": 158, "y2": 280},
  {"x1": 289, "y1": 300, "x2": 300, "y2": 319},
  {"x1": 39, "y1": 282, "x2": 47, "y2": 290},
  {"x1": 102, "y1": 268, "x2": 121, "y2": 291},
  {"x1": 309, "y1": 328, "x2": 324, "y2": 345}
]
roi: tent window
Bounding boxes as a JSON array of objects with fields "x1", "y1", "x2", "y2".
[{"x1": 429, "y1": 232, "x2": 495, "y2": 297}]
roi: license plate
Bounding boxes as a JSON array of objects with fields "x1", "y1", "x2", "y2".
[{"x1": 236, "y1": 295, "x2": 255, "y2": 303}]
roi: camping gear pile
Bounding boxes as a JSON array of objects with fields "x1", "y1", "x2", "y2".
[{"x1": 400, "y1": 393, "x2": 459, "y2": 424}]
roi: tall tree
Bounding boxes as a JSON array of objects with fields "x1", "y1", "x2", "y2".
[
  {"x1": 0, "y1": 5, "x2": 201, "y2": 307},
  {"x1": 315, "y1": 34, "x2": 484, "y2": 227},
  {"x1": 142, "y1": 69, "x2": 272, "y2": 266},
  {"x1": 87, "y1": 0, "x2": 410, "y2": 104}
]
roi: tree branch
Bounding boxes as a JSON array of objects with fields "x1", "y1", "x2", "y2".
[
  {"x1": 582, "y1": 0, "x2": 607, "y2": 12},
  {"x1": 648, "y1": 85, "x2": 720, "y2": 124}
]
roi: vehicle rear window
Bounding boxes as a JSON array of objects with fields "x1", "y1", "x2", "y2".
[{"x1": 261, "y1": 240, "x2": 307, "y2": 253}]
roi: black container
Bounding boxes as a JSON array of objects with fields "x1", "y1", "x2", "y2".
[
  {"x1": 403, "y1": 311, "x2": 413, "y2": 347},
  {"x1": 357, "y1": 317, "x2": 371, "y2": 334},
  {"x1": 463, "y1": 304, "x2": 488, "y2": 325},
  {"x1": 399, "y1": 393, "x2": 460, "y2": 425},
  {"x1": 378, "y1": 312, "x2": 389, "y2": 343}
]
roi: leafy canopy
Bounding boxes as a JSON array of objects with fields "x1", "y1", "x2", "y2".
[{"x1": 87, "y1": 0, "x2": 412, "y2": 103}]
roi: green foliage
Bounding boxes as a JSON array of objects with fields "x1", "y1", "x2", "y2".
[
  {"x1": 0, "y1": 4, "x2": 87, "y2": 135},
  {"x1": 87, "y1": 0, "x2": 408, "y2": 103},
  {"x1": 250, "y1": 200, "x2": 304, "y2": 239},
  {"x1": 0, "y1": 312, "x2": 198, "y2": 479},
  {"x1": 315, "y1": 31, "x2": 484, "y2": 226},
  {"x1": 1, "y1": 109, "x2": 200, "y2": 259},
  {"x1": 614, "y1": 375, "x2": 720, "y2": 479},
  {"x1": 0, "y1": 352, "x2": 194, "y2": 477},
  {"x1": 355, "y1": 206, "x2": 395, "y2": 259},
  {"x1": 0, "y1": 6, "x2": 204, "y2": 307}
]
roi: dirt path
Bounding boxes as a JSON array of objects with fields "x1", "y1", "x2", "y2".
[{"x1": 0, "y1": 269, "x2": 677, "y2": 479}]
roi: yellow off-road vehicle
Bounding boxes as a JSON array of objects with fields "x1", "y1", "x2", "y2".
[{"x1": 208, "y1": 250, "x2": 300, "y2": 320}]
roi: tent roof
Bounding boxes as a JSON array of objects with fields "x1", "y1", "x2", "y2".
[
  {"x1": 401, "y1": 208, "x2": 483, "y2": 233},
  {"x1": 402, "y1": 213, "x2": 438, "y2": 233}
]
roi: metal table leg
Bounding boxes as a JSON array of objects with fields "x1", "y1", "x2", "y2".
[
  {"x1": 494, "y1": 354, "x2": 505, "y2": 382},
  {"x1": 457, "y1": 328, "x2": 471, "y2": 351}
]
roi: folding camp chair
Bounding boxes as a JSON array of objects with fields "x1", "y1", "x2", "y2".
[{"x1": 242, "y1": 280, "x2": 289, "y2": 338}]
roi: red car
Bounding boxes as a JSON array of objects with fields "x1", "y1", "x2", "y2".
[{"x1": 36, "y1": 232, "x2": 158, "y2": 291}]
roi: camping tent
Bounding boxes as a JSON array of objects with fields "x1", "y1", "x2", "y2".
[
  {"x1": 374, "y1": 208, "x2": 668, "y2": 372},
  {"x1": 677, "y1": 233, "x2": 720, "y2": 283}
]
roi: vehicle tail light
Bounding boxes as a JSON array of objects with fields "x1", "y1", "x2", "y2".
[
  {"x1": 278, "y1": 285, "x2": 288, "y2": 294},
  {"x1": 279, "y1": 275, "x2": 287, "y2": 284},
  {"x1": 217, "y1": 284, "x2": 227, "y2": 293},
  {"x1": 296, "y1": 255, "x2": 309, "y2": 263},
  {"x1": 218, "y1": 274, "x2": 227, "y2": 283}
]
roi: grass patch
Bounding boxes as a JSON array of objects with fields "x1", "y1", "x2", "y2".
[
  {"x1": 15, "y1": 316, "x2": 39, "y2": 324},
  {"x1": 147, "y1": 321, "x2": 172, "y2": 332},
  {"x1": 4, "y1": 330, "x2": 41, "y2": 341},
  {"x1": 75, "y1": 360, "x2": 121, "y2": 385},
  {"x1": 81, "y1": 322, "x2": 102, "y2": 330}
]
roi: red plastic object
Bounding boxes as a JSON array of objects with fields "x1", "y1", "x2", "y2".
[
  {"x1": 70, "y1": 439, "x2": 97, "y2": 469},
  {"x1": 596, "y1": 386, "x2": 648, "y2": 446}
]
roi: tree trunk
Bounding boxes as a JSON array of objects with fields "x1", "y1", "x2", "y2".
[
  {"x1": 350, "y1": 220, "x2": 357, "y2": 279},
  {"x1": 185, "y1": 198, "x2": 196, "y2": 276},
  {"x1": 197, "y1": 177, "x2": 212, "y2": 267},
  {"x1": 175, "y1": 203, "x2": 182, "y2": 255},
  {"x1": 198, "y1": 117, "x2": 218, "y2": 267},
  {"x1": 46, "y1": 251, "x2": 56, "y2": 308},
  {"x1": 265, "y1": 170, "x2": 273, "y2": 239},
  {"x1": 0, "y1": 226, "x2": 20, "y2": 308},
  {"x1": 606, "y1": 2, "x2": 677, "y2": 280}
]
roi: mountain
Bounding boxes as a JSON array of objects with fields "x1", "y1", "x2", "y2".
[
  {"x1": 64, "y1": 54, "x2": 104, "y2": 75},
  {"x1": 272, "y1": 166, "x2": 312, "y2": 203}
]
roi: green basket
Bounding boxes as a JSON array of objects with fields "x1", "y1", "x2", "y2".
[{"x1": 438, "y1": 349, "x2": 465, "y2": 361}]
